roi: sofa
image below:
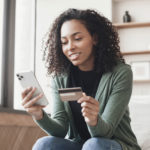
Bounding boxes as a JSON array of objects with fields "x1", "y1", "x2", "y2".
[{"x1": 129, "y1": 96, "x2": 150, "y2": 150}]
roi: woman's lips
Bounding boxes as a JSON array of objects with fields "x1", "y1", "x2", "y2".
[{"x1": 69, "y1": 52, "x2": 80, "y2": 60}]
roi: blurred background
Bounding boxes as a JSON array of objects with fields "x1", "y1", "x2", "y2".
[{"x1": 0, "y1": 0, "x2": 150, "y2": 149}]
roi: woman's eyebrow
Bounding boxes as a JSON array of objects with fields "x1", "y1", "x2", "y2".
[
  {"x1": 72, "y1": 32, "x2": 82, "y2": 36},
  {"x1": 61, "y1": 32, "x2": 82, "y2": 39}
]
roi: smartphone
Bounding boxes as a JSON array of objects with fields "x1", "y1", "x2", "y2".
[
  {"x1": 16, "y1": 71, "x2": 49, "y2": 106},
  {"x1": 58, "y1": 87, "x2": 83, "y2": 101}
]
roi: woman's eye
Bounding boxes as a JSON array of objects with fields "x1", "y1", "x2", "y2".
[
  {"x1": 75, "y1": 38, "x2": 82, "y2": 41},
  {"x1": 61, "y1": 42, "x2": 67, "y2": 45}
]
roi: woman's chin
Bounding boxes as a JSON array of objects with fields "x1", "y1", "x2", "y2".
[
  {"x1": 71, "y1": 62, "x2": 79, "y2": 66},
  {"x1": 71, "y1": 61, "x2": 80, "y2": 67}
]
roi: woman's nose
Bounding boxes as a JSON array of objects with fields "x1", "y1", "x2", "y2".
[{"x1": 67, "y1": 41, "x2": 75, "y2": 51}]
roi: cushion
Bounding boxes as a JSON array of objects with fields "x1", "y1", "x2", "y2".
[{"x1": 129, "y1": 96, "x2": 150, "y2": 150}]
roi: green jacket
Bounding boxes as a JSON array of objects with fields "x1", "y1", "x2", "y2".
[{"x1": 35, "y1": 62, "x2": 141, "y2": 150}]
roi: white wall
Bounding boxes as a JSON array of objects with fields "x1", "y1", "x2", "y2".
[{"x1": 118, "y1": 27, "x2": 150, "y2": 52}]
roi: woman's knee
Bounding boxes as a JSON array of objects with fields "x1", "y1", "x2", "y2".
[
  {"x1": 82, "y1": 137, "x2": 122, "y2": 150},
  {"x1": 32, "y1": 136, "x2": 57, "y2": 150},
  {"x1": 82, "y1": 137, "x2": 100, "y2": 150}
]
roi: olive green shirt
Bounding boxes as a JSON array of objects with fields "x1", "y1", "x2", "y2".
[{"x1": 35, "y1": 62, "x2": 141, "y2": 150}]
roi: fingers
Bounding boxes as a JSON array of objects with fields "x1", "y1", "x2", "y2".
[
  {"x1": 23, "y1": 93, "x2": 43, "y2": 108},
  {"x1": 83, "y1": 109, "x2": 98, "y2": 126},
  {"x1": 77, "y1": 93, "x2": 100, "y2": 126},
  {"x1": 21, "y1": 87, "x2": 36, "y2": 105},
  {"x1": 80, "y1": 101, "x2": 99, "y2": 112},
  {"x1": 82, "y1": 110, "x2": 97, "y2": 119},
  {"x1": 82, "y1": 92, "x2": 86, "y2": 96},
  {"x1": 21, "y1": 87, "x2": 45, "y2": 120},
  {"x1": 78, "y1": 93, "x2": 99, "y2": 106},
  {"x1": 25, "y1": 105, "x2": 45, "y2": 114},
  {"x1": 21, "y1": 87, "x2": 32, "y2": 99},
  {"x1": 81, "y1": 106, "x2": 98, "y2": 116},
  {"x1": 81, "y1": 103, "x2": 99, "y2": 121},
  {"x1": 21, "y1": 87, "x2": 44, "y2": 109}
]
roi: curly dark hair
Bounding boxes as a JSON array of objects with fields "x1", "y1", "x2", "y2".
[{"x1": 42, "y1": 8, "x2": 124, "y2": 76}]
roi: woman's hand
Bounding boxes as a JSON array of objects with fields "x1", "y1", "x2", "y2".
[
  {"x1": 78, "y1": 93, "x2": 100, "y2": 126},
  {"x1": 21, "y1": 87, "x2": 45, "y2": 120}
]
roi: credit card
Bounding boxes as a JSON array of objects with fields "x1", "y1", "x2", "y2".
[{"x1": 58, "y1": 87, "x2": 83, "y2": 101}]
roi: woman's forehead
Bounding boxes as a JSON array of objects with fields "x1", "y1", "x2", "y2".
[{"x1": 60, "y1": 19, "x2": 89, "y2": 38}]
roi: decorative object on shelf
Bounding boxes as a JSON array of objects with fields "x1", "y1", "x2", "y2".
[
  {"x1": 123, "y1": 11, "x2": 131, "y2": 23},
  {"x1": 131, "y1": 61, "x2": 150, "y2": 81}
]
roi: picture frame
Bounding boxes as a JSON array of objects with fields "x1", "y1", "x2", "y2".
[{"x1": 130, "y1": 61, "x2": 150, "y2": 81}]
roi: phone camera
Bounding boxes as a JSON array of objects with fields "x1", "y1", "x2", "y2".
[{"x1": 16, "y1": 74, "x2": 24, "y2": 80}]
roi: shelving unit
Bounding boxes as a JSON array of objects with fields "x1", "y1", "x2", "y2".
[
  {"x1": 133, "y1": 80, "x2": 150, "y2": 83},
  {"x1": 112, "y1": 0, "x2": 150, "y2": 85},
  {"x1": 112, "y1": 1, "x2": 150, "y2": 145},
  {"x1": 113, "y1": 21, "x2": 150, "y2": 56},
  {"x1": 113, "y1": 22, "x2": 150, "y2": 29},
  {"x1": 121, "y1": 50, "x2": 150, "y2": 56},
  {"x1": 112, "y1": 21, "x2": 150, "y2": 56}
]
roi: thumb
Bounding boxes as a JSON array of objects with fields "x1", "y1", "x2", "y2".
[
  {"x1": 82, "y1": 92, "x2": 87, "y2": 96},
  {"x1": 40, "y1": 105, "x2": 46, "y2": 108}
]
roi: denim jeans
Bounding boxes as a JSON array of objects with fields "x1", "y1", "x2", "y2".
[{"x1": 32, "y1": 136, "x2": 122, "y2": 150}]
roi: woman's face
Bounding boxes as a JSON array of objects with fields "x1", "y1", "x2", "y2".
[{"x1": 60, "y1": 19, "x2": 97, "y2": 71}]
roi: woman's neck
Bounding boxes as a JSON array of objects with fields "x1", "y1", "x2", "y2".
[{"x1": 78, "y1": 59, "x2": 94, "y2": 71}]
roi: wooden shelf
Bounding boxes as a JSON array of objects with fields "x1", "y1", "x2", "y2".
[
  {"x1": 113, "y1": 22, "x2": 150, "y2": 29},
  {"x1": 133, "y1": 80, "x2": 150, "y2": 83},
  {"x1": 121, "y1": 50, "x2": 150, "y2": 55}
]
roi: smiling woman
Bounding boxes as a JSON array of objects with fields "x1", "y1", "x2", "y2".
[
  {"x1": 61, "y1": 19, "x2": 96, "y2": 71},
  {"x1": 20, "y1": 8, "x2": 141, "y2": 150},
  {"x1": 42, "y1": 9, "x2": 124, "y2": 76}
]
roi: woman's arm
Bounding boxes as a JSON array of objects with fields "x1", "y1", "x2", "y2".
[
  {"x1": 79, "y1": 65, "x2": 133, "y2": 138},
  {"x1": 33, "y1": 76, "x2": 69, "y2": 137}
]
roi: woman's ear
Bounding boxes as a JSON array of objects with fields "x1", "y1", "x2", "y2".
[{"x1": 92, "y1": 34, "x2": 98, "y2": 46}]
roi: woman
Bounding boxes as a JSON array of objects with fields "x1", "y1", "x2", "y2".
[{"x1": 21, "y1": 9, "x2": 141, "y2": 150}]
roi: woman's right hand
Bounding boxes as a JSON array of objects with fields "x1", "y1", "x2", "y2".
[{"x1": 21, "y1": 87, "x2": 45, "y2": 120}]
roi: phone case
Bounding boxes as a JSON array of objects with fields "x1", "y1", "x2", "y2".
[{"x1": 16, "y1": 71, "x2": 49, "y2": 106}]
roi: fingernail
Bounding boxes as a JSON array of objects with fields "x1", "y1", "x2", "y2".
[
  {"x1": 33, "y1": 87, "x2": 36, "y2": 90},
  {"x1": 82, "y1": 92, "x2": 86, "y2": 96},
  {"x1": 27, "y1": 87, "x2": 32, "y2": 90},
  {"x1": 40, "y1": 93, "x2": 43, "y2": 97}
]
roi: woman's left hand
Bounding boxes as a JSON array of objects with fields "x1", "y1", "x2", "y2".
[{"x1": 78, "y1": 93, "x2": 100, "y2": 126}]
